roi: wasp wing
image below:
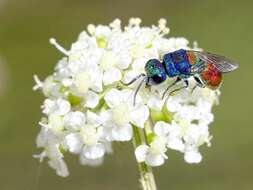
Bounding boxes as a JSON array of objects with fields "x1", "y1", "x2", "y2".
[
  {"x1": 194, "y1": 51, "x2": 239, "y2": 73},
  {"x1": 190, "y1": 61, "x2": 207, "y2": 73}
]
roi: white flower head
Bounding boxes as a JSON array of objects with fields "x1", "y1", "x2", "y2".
[{"x1": 34, "y1": 18, "x2": 220, "y2": 177}]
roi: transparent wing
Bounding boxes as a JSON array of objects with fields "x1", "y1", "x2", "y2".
[
  {"x1": 194, "y1": 51, "x2": 239, "y2": 73},
  {"x1": 190, "y1": 60, "x2": 206, "y2": 73}
]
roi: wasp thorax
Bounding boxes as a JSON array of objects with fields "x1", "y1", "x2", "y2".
[{"x1": 145, "y1": 59, "x2": 167, "y2": 85}]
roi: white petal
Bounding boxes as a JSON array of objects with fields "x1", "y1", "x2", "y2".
[
  {"x1": 74, "y1": 71, "x2": 91, "y2": 94},
  {"x1": 167, "y1": 138, "x2": 185, "y2": 152},
  {"x1": 48, "y1": 158, "x2": 69, "y2": 177},
  {"x1": 100, "y1": 110, "x2": 113, "y2": 124},
  {"x1": 135, "y1": 145, "x2": 149, "y2": 162},
  {"x1": 95, "y1": 25, "x2": 111, "y2": 37},
  {"x1": 90, "y1": 67, "x2": 103, "y2": 92},
  {"x1": 82, "y1": 144, "x2": 105, "y2": 159},
  {"x1": 104, "y1": 88, "x2": 122, "y2": 108},
  {"x1": 86, "y1": 110, "x2": 102, "y2": 127},
  {"x1": 132, "y1": 58, "x2": 146, "y2": 71},
  {"x1": 84, "y1": 91, "x2": 99, "y2": 108},
  {"x1": 64, "y1": 133, "x2": 82, "y2": 154},
  {"x1": 80, "y1": 156, "x2": 104, "y2": 166},
  {"x1": 184, "y1": 150, "x2": 202, "y2": 163},
  {"x1": 48, "y1": 115, "x2": 64, "y2": 134},
  {"x1": 145, "y1": 154, "x2": 165, "y2": 167},
  {"x1": 56, "y1": 99, "x2": 71, "y2": 115},
  {"x1": 36, "y1": 127, "x2": 48, "y2": 147},
  {"x1": 42, "y1": 99, "x2": 54, "y2": 115},
  {"x1": 99, "y1": 51, "x2": 118, "y2": 70},
  {"x1": 147, "y1": 96, "x2": 164, "y2": 111},
  {"x1": 121, "y1": 89, "x2": 133, "y2": 102},
  {"x1": 42, "y1": 98, "x2": 70, "y2": 116},
  {"x1": 130, "y1": 105, "x2": 149, "y2": 128},
  {"x1": 63, "y1": 111, "x2": 85, "y2": 130},
  {"x1": 117, "y1": 53, "x2": 132, "y2": 70},
  {"x1": 62, "y1": 78, "x2": 73, "y2": 87},
  {"x1": 46, "y1": 144, "x2": 63, "y2": 159},
  {"x1": 154, "y1": 121, "x2": 170, "y2": 137},
  {"x1": 111, "y1": 124, "x2": 133, "y2": 141},
  {"x1": 122, "y1": 70, "x2": 140, "y2": 86},
  {"x1": 103, "y1": 68, "x2": 122, "y2": 85},
  {"x1": 101, "y1": 126, "x2": 113, "y2": 141},
  {"x1": 166, "y1": 97, "x2": 181, "y2": 112}
]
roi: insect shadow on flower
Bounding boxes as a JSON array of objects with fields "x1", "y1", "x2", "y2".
[{"x1": 121, "y1": 49, "x2": 238, "y2": 106}]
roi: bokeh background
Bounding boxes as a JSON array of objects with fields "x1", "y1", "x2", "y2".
[{"x1": 0, "y1": 0, "x2": 252, "y2": 189}]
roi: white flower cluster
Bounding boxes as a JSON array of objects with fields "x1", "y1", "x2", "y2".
[{"x1": 34, "y1": 18, "x2": 219, "y2": 177}]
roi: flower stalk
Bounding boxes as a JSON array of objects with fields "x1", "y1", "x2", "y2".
[{"x1": 132, "y1": 125, "x2": 157, "y2": 190}]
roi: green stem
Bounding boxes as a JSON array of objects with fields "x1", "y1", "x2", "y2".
[{"x1": 132, "y1": 125, "x2": 157, "y2": 190}]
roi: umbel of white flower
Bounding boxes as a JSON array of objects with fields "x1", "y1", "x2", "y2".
[{"x1": 33, "y1": 18, "x2": 219, "y2": 178}]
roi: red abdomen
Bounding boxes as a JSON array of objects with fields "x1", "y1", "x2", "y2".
[{"x1": 200, "y1": 64, "x2": 222, "y2": 89}]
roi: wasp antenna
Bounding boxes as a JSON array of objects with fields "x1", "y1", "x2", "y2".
[
  {"x1": 133, "y1": 77, "x2": 146, "y2": 106},
  {"x1": 49, "y1": 38, "x2": 70, "y2": 56},
  {"x1": 121, "y1": 73, "x2": 146, "y2": 86}
]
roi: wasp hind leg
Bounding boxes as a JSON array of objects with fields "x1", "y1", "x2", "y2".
[
  {"x1": 168, "y1": 79, "x2": 189, "y2": 96},
  {"x1": 191, "y1": 76, "x2": 205, "y2": 93}
]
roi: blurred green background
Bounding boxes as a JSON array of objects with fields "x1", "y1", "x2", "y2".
[{"x1": 0, "y1": 0, "x2": 252, "y2": 189}]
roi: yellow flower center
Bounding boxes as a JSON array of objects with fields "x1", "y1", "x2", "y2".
[
  {"x1": 100, "y1": 51, "x2": 118, "y2": 71},
  {"x1": 81, "y1": 125, "x2": 100, "y2": 146},
  {"x1": 74, "y1": 71, "x2": 91, "y2": 94},
  {"x1": 112, "y1": 103, "x2": 131, "y2": 126}
]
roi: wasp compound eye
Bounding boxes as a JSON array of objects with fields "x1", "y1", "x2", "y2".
[{"x1": 145, "y1": 59, "x2": 167, "y2": 85}]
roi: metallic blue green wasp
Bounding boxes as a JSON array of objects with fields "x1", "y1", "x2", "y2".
[{"x1": 122, "y1": 49, "x2": 238, "y2": 105}]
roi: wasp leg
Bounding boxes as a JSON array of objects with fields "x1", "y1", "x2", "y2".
[
  {"x1": 162, "y1": 77, "x2": 181, "y2": 99},
  {"x1": 120, "y1": 73, "x2": 146, "y2": 86},
  {"x1": 169, "y1": 80, "x2": 189, "y2": 96},
  {"x1": 191, "y1": 76, "x2": 205, "y2": 93}
]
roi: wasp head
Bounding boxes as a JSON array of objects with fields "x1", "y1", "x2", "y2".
[{"x1": 145, "y1": 59, "x2": 167, "y2": 85}]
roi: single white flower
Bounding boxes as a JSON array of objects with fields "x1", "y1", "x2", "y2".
[
  {"x1": 71, "y1": 70, "x2": 101, "y2": 108},
  {"x1": 63, "y1": 111, "x2": 86, "y2": 131},
  {"x1": 135, "y1": 137, "x2": 168, "y2": 167},
  {"x1": 154, "y1": 121, "x2": 185, "y2": 152},
  {"x1": 102, "y1": 88, "x2": 149, "y2": 141},
  {"x1": 64, "y1": 111, "x2": 106, "y2": 160},
  {"x1": 99, "y1": 50, "x2": 122, "y2": 85},
  {"x1": 40, "y1": 114, "x2": 65, "y2": 135},
  {"x1": 34, "y1": 144, "x2": 69, "y2": 177},
  {"x1": 42, "y1": 98, "x2": 71, "y2": 116}
]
